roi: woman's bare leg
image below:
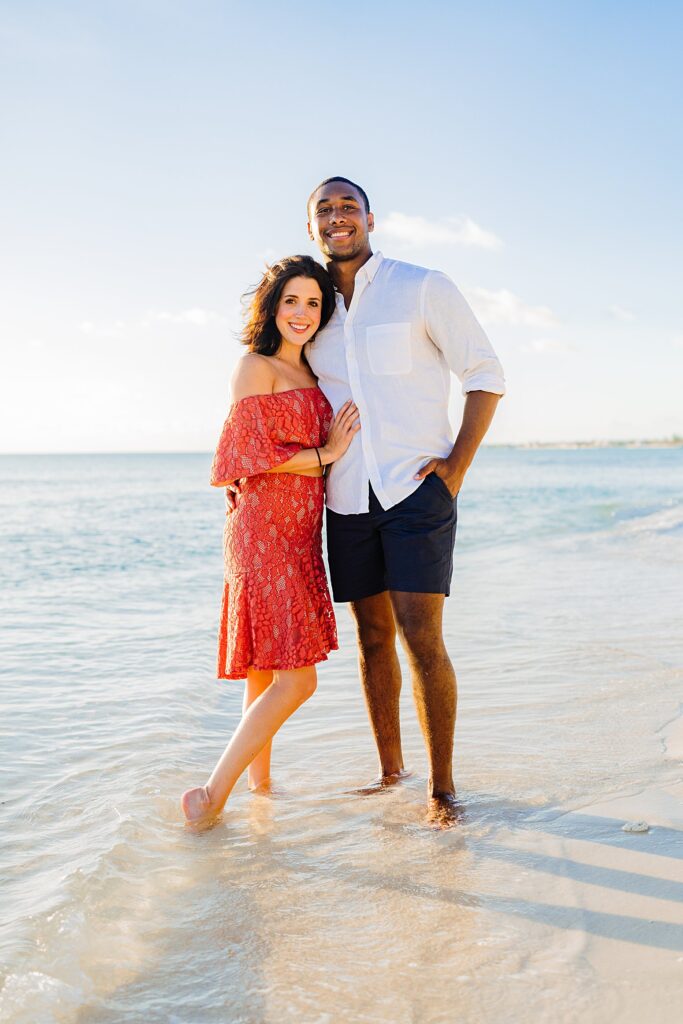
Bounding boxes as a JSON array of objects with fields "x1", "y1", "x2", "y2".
[
  {"x1": 243, "y1": 669, "x2": 273, "y2": 790},
  {"x1": 181, "y1": 666, "x2": 317, "y2": 823}
]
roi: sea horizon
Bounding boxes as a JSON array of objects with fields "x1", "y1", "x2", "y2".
[{"x1": 1, "y1": 436, "x2": 682, "y2": 457}]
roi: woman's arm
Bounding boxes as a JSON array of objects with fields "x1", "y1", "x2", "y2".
[
  {"x1": 212, "y1": 356, "x2": 359, "y2": 485},
  {"x1": 265, "y1": 400, "x2": 360, "y2": 474},
  {"x1": 230, "y1": 352, "x2": 276, "y2": 401},
  {"x1": 211, "y1": 356, "x2": 292, "y2": 486}
]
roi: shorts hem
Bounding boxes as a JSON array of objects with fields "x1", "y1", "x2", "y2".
[
  {"x1": 331, "y1": 584, "x2": 387, "y2": 604},
  {"x1": 384, "y1": 581, "x2": 451, "y2": 597}
]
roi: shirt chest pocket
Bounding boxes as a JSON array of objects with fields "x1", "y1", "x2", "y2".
[{"x1": 366, "y1": 322, "x2": 413, "y2": 376}]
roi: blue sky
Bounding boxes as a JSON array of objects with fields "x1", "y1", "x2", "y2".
[{"x1": 1, "y1": 0, "x2": 681, "y2": 451}]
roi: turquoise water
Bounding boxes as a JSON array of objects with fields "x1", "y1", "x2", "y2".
[{"x1": 1, "y1": 450, "x2": 682, "y2": 1023}]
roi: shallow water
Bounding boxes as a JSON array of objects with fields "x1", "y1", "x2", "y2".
[{"x1": 1, "y1": 450, "x2": 682, "y2": 1023}]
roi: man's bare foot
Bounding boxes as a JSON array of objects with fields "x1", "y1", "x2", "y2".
[
  {"x1": 181, "y1": 785, "x2": 219, "y2": 825},
  {"x1": 353, "y1": 768, "x2": 413, "y2": 796},
  {"x1": 426, "y1": 792, "x2": 464, "y2": 830}
]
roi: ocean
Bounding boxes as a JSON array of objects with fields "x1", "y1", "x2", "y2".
[{"x1": 1, "y1": 449, "x2": 682, "y2": 1023}]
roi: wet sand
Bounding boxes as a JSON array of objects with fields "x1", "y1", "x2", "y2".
[
  {"x1": 2, "y1": 450, "x2": 682, "y2": 1022},
  {"x1": 486, "y1": 774, "x2": 683, "y2": 1022}
]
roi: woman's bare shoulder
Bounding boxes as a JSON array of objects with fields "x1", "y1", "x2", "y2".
[{"x1": 230, "y1": 353, "x2": 276, "y2": 401}]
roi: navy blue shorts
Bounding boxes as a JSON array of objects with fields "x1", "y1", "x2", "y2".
[{"x1": 326, "y1": 474, "x2": 458, "y2": 603}]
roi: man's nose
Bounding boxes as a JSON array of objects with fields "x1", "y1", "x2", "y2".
[{"x1": 329, "y1": 206, "x2": 347, "y2": 223}]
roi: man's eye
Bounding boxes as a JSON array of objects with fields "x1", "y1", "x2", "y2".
[{"x1": 318, "y1": 207, "x2": 330, "y2": 214}]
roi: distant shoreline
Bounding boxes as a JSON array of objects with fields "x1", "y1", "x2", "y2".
[
  {"x1": 1, "y1": 439, "x2": 682, "y2": 456},
  {"x1": 490, "y1": 438, "x2": 683, "y2": 450}
]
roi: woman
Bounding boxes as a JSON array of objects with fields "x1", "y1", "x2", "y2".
[{"x1": 182, "y1": 255, "x2": 359, "y2": 824}]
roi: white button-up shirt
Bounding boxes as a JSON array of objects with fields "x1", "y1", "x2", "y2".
[{"x1": 306, "y1": 251, "x2": 505, "y2": 514}]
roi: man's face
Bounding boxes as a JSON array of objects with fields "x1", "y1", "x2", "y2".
[{"x1": 308, "y1": 183, "x2": 374, "y2": 262}]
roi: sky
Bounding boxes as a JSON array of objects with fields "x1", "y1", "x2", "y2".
[{"x1": 1, "y1": 0, "x2": 682, "y2": 451}]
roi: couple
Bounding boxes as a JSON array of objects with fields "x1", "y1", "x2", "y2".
[{"x1": 181, "y1": 176, "x2": 505, "y2": 827}]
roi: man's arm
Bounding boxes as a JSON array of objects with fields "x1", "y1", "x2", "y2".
[
  {"x1": 416, "y1": 270, "x2": 505, "y2": 496},
  {"x1": 415, "y1": 390, "x2": 500, "y2": 496}
]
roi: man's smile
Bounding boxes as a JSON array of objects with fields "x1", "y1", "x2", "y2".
[{"x1": 326, "y1": 228, "x2": 354, "y2": 239}]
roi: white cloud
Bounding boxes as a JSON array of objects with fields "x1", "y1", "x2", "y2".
[
  {"x1": 79, "y1": 319, "x2": 125, "y2": 338},
  {"x1": 80, "y1": 309, "x2": 229, "y2": 336},
  {"x1": 464, "y1": 286, "x2": 558, "y2": 328},
  {"x1": 142, "y1": 308, "x2": 228, "y2": 327},
  {"x1": 608, "y1": 304, "x2": 635, "y2": 322},
  {"x1": 255, "y1": 247, "x2": 280, "y2": 266},
  {"x1": 522, "y1": 338, "x2": 577, "y2": 355},
  {"x1": 376, "y1": 211, "x2": 503, "y2": 250}
]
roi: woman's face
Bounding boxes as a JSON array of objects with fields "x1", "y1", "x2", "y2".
[{"x1": 274, "y1": 275, "x2": 323, "y2": 348}]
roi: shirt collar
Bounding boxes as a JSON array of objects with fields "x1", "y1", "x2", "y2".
[
  {"x1": 333, "y1": 251, "x2": 384, "y2": 310},
  {"x1": 356, "y1": 250, "x2": 383, "y2": 284}
]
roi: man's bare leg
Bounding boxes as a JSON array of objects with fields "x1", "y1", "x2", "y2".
[
  {"x1": 349, "y1": 591, "x2": 407, "y2": 785},
  {"x1": 389, "y1": 591, "x2": 459, "y2": 822}
]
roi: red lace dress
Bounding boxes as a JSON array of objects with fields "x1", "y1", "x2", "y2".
[{"x1": 210, "y1": 387, "x2": 338, "y2": 680}]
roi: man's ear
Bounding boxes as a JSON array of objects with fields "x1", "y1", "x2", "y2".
[
  {"x1": 367, "y1": 212, "x2": 375, "y2": 233},
  {"x1": 307, "y1": 221, "x2": 315, "y2": 241}
]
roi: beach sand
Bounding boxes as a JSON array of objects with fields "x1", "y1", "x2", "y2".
[
  {"x1": 2, "y1": 450, "x2": 682, "y2": 1023},
  {"x1": 491, "y1": 774, "x2": 683, "y2": 1022}
]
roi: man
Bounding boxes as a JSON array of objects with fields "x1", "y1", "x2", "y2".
[{"x1": 305, "y1": 176, "x2": 505, "y2": 824}]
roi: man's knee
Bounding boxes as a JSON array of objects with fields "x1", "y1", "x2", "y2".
[
  {"x1": 392, "y1": 597, "x2": 446, "y2": 660},
  {"x1": 350, "y1": 595, "x2": 396, "y2": 658}
]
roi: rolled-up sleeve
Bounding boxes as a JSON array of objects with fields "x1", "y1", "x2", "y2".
[{"x1": 422, "y1": 270, "x2": 506, "y2": 397}]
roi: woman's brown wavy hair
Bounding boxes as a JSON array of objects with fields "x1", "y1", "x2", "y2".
[{"x1": 241, "y1": 255, "x2": 336, "y2": 355}]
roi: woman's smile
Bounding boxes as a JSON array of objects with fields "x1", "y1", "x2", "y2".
[{"x1": 274, "y1": 274, "x2": 324, "y2": 347}]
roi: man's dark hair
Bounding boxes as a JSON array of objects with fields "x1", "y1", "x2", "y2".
[
  {"x1": 241, "y1": 254, "x2": 336, "y2": 356},
  {"x1": 307, "y1": 176, "x2": 371, "y2": 218}
]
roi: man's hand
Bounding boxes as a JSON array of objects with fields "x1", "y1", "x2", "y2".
[
  {"x1": 414, "y1": 392, "x2": 501, "y2": 499},
  {"x1": 414, "y1": 458, "x2": 463, "y2": 498},
  {"x1": 225, "y1": 479, "x2": 245, "y2": 514}
]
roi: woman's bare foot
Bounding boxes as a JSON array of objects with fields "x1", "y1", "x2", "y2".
[
  {"x1": 249, "y1": 777, "x2": 273, "y2": 795},
  {"x1": 181, "y1": 785, "x2": 218, "y2": 824}
]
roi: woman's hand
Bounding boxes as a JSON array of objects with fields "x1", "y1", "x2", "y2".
[
  {"x1": 320, "y1": 401, "x2": 360, "y2": 464},
  {"x1": 224, "y1": 479, "x2": 245, "y2": 514}
]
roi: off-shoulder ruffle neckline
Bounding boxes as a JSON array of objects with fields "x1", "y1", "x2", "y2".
[{"x1": 231, "y1": 386, "x2": 324, "y2": 403}]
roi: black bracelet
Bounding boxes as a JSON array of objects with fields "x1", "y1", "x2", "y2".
[{"x1": 314, "y1": 447, "x2": 322, "y2": 469}]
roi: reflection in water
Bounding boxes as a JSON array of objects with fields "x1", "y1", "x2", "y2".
[
  {"x1": 1, "y1": 451, "x2": 682, "y2": 1022},
  {"x1": 222, "y1": 784, "x2": 480, "y2": 1024}
]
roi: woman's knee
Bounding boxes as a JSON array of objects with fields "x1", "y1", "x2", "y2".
[{"x1": 276, "y1": 667, "x2": 317, "y2": 704}]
